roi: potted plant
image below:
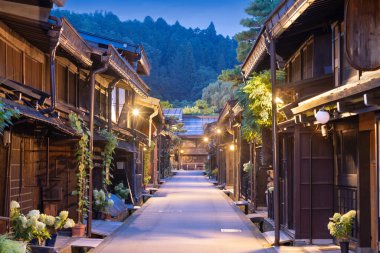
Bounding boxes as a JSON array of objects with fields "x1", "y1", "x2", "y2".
[
  {"x1": 93, "y1": 189, "x2": 114, "y2": 220},
  {"x1": 69, "y1": 113, "x2": 92, "y2": 237},
  {"x1": 0, "y1": 234, "x2": 26, "y2": 253},
  {"x1": 10, "y1": 201, "x2": 32, "y2": 244},
  {"x1": 114, "y1": 183, "x2": 130, "y2": 203},
  {"x1": 327, "y1": 210, "x2": 356, "y2": 253},
  {"x1": 40, "y1": 211, "x2": 75, "y2": 247}
]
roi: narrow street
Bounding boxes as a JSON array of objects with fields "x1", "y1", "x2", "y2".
[{"x1": 93, "y1": 171, "x2": 273, "y2": 253}]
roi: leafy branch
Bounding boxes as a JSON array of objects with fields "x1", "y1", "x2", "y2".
[
  {"x1": 69, "y1": 113, "x2": 92, "y2": 224},
  {"x1": 98, "y1": 129, "x2": 118, "y2": 192}
]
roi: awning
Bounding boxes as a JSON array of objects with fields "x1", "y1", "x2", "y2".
[
  {"x1": 291, "y1": 75, "x2": 380, "y2": 115},
  {"x1": 3, "y1": 98, "x2": 78, "y2": 136}
]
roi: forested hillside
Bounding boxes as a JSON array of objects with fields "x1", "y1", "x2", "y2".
[{"x1": 52, "y1": 10, "x2": 238, "y2": 102}]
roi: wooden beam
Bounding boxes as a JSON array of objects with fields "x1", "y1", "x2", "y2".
[{"x1": 292, "y1": 77, "x2": 380, "y2": 114}]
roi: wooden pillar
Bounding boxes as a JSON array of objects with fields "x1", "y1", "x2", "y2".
[{"x1": 270, "y1": 37, "x2": 280, "y2": 246}]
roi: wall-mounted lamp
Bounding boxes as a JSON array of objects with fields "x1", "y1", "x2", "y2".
[
  {"x1": 275, "y1": 96, "x2": 284, "y2": 104},
  {"x1": 315, "y1": 108, "x2": 330, "y2": 124},
  {"x1": 203, "y1": 137, "x2": 209, "y2": 142},
  {"x1": 216, "y1": 128, "x2": 222, "y2": 134},
  {"x1": 229, "y1": 144, "x2": 235, "y2": 151},
  {"x1": 132, "y1": 108, "x2": 140, "y2": 117},
  {"x1": 180, "y1": 150, "x2": 184, "y2": 154}
]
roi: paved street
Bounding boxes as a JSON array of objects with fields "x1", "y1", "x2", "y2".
[{"x1": 94, "y1": 171, "x2": 273, "y2": 253}]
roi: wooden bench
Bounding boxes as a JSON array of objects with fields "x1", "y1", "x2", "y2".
[
  {"x1": 70, "y1": 238, "x2": 103, "y2": 253},
  {"x1": 235, "y1": 200, "x2": 249, "y2": 214}
]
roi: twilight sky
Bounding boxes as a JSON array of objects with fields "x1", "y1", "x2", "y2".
[{"x1": 59, "y1": 0, "x2": 249, "y2": 37}]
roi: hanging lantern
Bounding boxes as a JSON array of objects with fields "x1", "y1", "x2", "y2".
[{"x1": 315, "y1": 109, "x2": 330, "y2": 124}]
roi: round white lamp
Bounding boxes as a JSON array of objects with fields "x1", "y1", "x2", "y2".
[{"x1": 315, "y1": 109, "x2": 330, "y2": 124}]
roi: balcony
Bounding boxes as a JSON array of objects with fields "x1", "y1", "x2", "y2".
[
  {"x1": 59, "y1": 18, "x2": 92, "y2": 67},
  {"x1": 277, "y1": 74, "x2": 334, "y2": 101}
]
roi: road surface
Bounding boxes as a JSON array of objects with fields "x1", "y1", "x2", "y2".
[{"x1": 94, "y1": 171, "x2": 273, "y2": 253}]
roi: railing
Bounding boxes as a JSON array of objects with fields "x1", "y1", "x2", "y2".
[
  {"x1": 267, "y1": 190, "x2": 275, "y2": 219},
  {"x1": 60, "y1": 18, "x2": 92, "y2": 67},
  {"x1": 335, "y1": 186, "x2": 357, "y2": 238},
  {"x1": 179, "y1": 163, "x2": 205, "y2": 170},
  {"x1": 108, "y1": 45, "x2": 149, "y2": 97}
]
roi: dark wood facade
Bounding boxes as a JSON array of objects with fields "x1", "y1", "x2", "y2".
[
  {"x1": 0, "y1": 1, "x2": 164, "y2": 232},
  {"x1": 242, "y1": 0, "x2": 380, "y2": 250}
]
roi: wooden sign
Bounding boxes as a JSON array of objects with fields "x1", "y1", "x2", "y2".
[{"x1": 345, "y1": 0, "x2": 380, "y2": 71}]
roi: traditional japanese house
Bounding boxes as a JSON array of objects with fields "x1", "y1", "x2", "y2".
[
  {"x1": 177, "y1": 114, "x2": 217, "y2": 171},
  {"x1": 0, "y1": 0, "x2": 163, "y2": 235},
  {"x1": 242, "y1": 0, "x2": 380, "y2": 250},
  {"x1": 0, "y1": 0, "x2": 94, "y2": 227},
  {"x1": 79, "y1": 31, "x2": 163, "y2": 203}
]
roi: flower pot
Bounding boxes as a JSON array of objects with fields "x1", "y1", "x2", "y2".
[
  {"x1": 71, "y1": 224, "x2": 86, "y2": 237},
  {"x1": 45, "y1": 233, "x2": 57, "y2": 247},
  {"x1": 339, "y1": 241, "x2": 349, "y2": 253},
  {"x1": 30, "y1": 245, "x2": 56, "y2": 253}
]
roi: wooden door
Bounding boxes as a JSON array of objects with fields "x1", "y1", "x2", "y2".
[
  {"x1": 295, "y1": 126, "x2": 334, "y2": 239},
  {"x1": 280, "y1": 134, "x2": 294, "y2": 230}
]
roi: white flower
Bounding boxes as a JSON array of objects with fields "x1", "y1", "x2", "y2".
[
  {"x1": 20, "y1": 215, "x2": 28, "y2": 228},
  {"x1": 10, "y1": 200, "x2": 20, "y2": 210},
  {"x1": 95, "y1": 200, "x2": 101, "y2": 206},
  {"x1": 27, "y1": 216, "x2": 39, "y2": 227},
  {"x1": 27, "y1": 210, "x2": 40, "y2": 219},
  {"x1": 36, "y1": 221, "x2": 46, "y2": 231},
  {"x1": 59, "y1": 211, "x2": 69, "y2": 220},
  {"x1": 63, "y1": 218, "x2": 75, "y2": 229},
  {"x1": 45, "y1": 215, "x2": 56, "y2": 227},
  {"x1": 107, "y1": 199, "x2": 114, "y2": 207}
]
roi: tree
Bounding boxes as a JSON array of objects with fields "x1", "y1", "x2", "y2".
[
  {"x1": 201, "y1": 81, "x2": 235, "y2": 110},
  {"x1": 160, "y1": 101, "x2": 173, "y2": 109},
  {"x1": 51, "y1": 10, "x2": 238, "y2": 103},
  {"x1": 234, "y1": 0, "x2": 280, "y2": 62},
  {"x1": 218, "y1": 66, "x2": 244, "y2": 86}
]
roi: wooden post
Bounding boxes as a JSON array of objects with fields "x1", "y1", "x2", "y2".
[{"x1": 270, "y1": 37, "x2": 280, "y2": 246}]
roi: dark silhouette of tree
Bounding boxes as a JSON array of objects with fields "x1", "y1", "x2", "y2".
[{"x1": 52, "y1": 10, "x2": 238, "y2": 102}]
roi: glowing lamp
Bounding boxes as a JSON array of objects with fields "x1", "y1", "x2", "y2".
[
  {"x1": 132, "y1": 108, "x2": 140, "y2": 116},
  {"x1": 315, "y1": 109, "x2": 330, "y2": 124},
  {"x1": 203, "y1": 137, "x2": 209, "y2": 142},
  {"x1": 180, "y1": 150, "x2": 184, "y2": 154},
  {"x1": 216, "y1": 128, "x2": 222, "y2": 134},
  {"x1": 229, "y1": 144, "x2": 235, "y2": 151}
]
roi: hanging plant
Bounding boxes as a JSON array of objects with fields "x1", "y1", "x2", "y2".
[
  {"x1": 98, "y1": 129, "x2": 118, "y2": 192},
  {"x1": 0, "y1": 98, "x2": 19, "y2": 134},
  {"x1": 143, "y1": 143, "x2": 155, "y2": 186},
  {"x1": 69, "y1": 113, "x2": 92, "y2": 224}
]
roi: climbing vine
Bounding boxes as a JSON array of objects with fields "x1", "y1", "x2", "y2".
[
  {"x1": 69, "y1": 113, "x2": 92, "y2": 223},
  {"x1": 143, "y1": 143, "x2": 155, "y2": 186},
  {"x1": 98, "y1": 129, "x2": 118, "y2": 192},
  {"x1": 236, "y1": 70, "x2": 286, "y2": 142},
  {"x1": 0, "y1": 99, "x2": 19, "y2": 134}
]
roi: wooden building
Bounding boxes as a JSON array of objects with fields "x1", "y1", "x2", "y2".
[
  {"x1": 242, "y1": 0, "x2": 380, "y2": 250},
  {"x1": 0, "y1": 0, "x2": 163, "y2": 232}
]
